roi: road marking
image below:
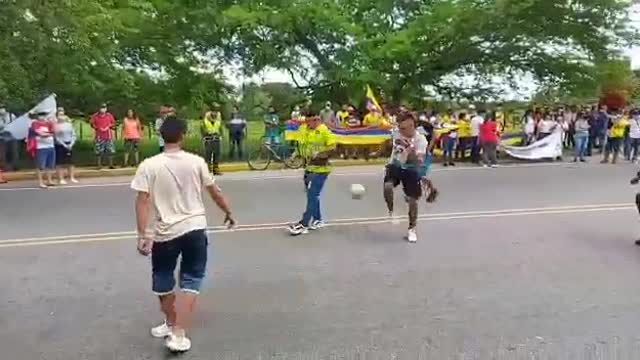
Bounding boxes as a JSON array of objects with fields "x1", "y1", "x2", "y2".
[
  {"x1": 0, "y1": 203, "x2": 633, "y2": 249},
  {"x1": 0, "y1": 162, "x2": 574, "y2": 192}
]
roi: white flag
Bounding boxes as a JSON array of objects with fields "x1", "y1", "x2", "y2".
[
  {"x1": 502, "y1": 130, "x2": 563, "y2": 160},
  {"x1": 6, "y1": 94, "x2": 57, "y2": 140}
]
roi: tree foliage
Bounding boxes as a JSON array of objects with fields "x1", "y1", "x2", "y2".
[{"x1": 0, "y1": 0, "x2": 637, "y2": 116}]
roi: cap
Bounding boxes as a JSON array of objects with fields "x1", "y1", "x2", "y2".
[{"x1": 468, "y1": 104, "x2": 476, "y2": 110}]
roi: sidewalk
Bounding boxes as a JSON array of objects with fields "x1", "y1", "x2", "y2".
[{"x1": 2, "y1": 158, "x2": 388, "y2": 182}]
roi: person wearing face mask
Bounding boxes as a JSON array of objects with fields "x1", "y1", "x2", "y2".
[
  {"x1": 54, "y1": 107, "x2": 78, "y2": 184},
  {"x1": 319, "y1": 102, "x2": 337, "y2": 128},
  {"x1": 90, "y1": 103, "x2": 116, "y2": 169},
  {"x1": 30, "y1": 111, "x2": 56, "y2": 188},
  {"x1": 263, "y1": 106, "x2": 280, "y2": 145}
]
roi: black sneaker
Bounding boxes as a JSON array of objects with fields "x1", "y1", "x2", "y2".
[
  {"x1": 288, "y1": 223, "x2": 309, "y2": 236},
  {"x1": 635, "y1": 239, "x2": 640, "y2": 246},
  {"x1": 449, "y1": 162, "x2": 455, "y2": 166}
]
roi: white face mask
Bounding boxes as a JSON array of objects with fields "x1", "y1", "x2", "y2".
[
  {"x1": 100, "y1": 108, "x2": 107, "y2": 113},
  {"x1": 0, "y1": 108, "x2": 6, "y2": 114}
]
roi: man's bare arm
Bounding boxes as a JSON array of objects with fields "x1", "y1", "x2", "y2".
[
  {"x1": 206, "y1": 184, "x2": 233, "y2": 216},
  {"x1": 135, "y1": 191, "x2": 152, "y2": 237}
]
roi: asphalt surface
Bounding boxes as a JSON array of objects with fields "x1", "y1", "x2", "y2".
[{"x1": 3, "y1": 162, "x2": 640, "y2": 359}]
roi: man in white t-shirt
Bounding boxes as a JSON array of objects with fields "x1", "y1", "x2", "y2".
[
  {"x1": 131, "y1": 116, "x2": 235, "y2": 353},
  {"x1": 469, "y1": 105, "x2": 484, "y2": 164}
]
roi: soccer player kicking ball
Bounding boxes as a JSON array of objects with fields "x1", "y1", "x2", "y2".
[
  {"x1": 288, "y1": 114, "x2": 337, "y2": 235},
  {"x1": 384, "y1": 112, "x2": 429, "y2": 243}
]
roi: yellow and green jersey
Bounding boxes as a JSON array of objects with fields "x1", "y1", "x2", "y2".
[{"x1": 298, "y1": 123, "x2": 337, "y2": 173}]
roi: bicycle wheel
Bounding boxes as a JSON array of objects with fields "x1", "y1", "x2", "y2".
[
  {"x1": 283, "y1": 143, "x2": 305, "y2": 169},
  {"x1": 247, "y1": 144, "x2": 272, "y2": 170}
]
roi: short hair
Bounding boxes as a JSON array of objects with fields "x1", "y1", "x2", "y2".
[
  {"x1": 398, "y1": 111, "x2": 416, "y2": 124},
  {"x1": 160, "y1": 116, "x2": 187, "y2": 144}
]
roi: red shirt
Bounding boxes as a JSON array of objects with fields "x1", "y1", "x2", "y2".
[
  {"x1": 479, "y1": 121, "x2": 499, "y2": 144},
  {"x1": 91, "y1": 112, "x2": 115, "y2": 140}
]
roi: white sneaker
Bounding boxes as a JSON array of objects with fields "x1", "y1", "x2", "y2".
[
  {"x1": 150, "y1": 321, "x2": 172, "y2": 338},
  {"x1": 70, "y1": 178, "x2": 79, "y2": 184},
  {"x1": 482, "y1": 164, "x2": 489, "y2": 168},
  {"x1": 309, "y1": 220, "x2": 325, "y2": 230},
  {"x1": 407, "y1": 228, "x2": 418, "y2": 243},
  {"x1": 59, "y1": 179, "x2": 67, "y2": 185},
  {"x1": 288, "y1": 223, "x2": 309, "y2": 236},
  {"x1": 165, "y1": 333, "x2": 192, "y2": 352}
]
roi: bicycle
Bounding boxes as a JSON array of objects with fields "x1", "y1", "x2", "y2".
[{"x1": 247, "y1": 136, "x2": 305, "y2": 170}]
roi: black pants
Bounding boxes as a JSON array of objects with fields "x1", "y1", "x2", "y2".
[
  {"x1": 470, "y1": 136, "x2": 480, "y2": 163},
  {"x1": 0, "y1": 138, "x2": 18, "y2": 171},
  {"x1": 229, "y1": 133, "x2": 243, "y2": 160},
  {"x1": 203, "y1": 137, "x2": 221, "y2": 169}
]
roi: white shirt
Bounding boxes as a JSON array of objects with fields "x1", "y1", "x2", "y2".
[
  {"x1": 470, "y1": 115, "x2": 484, "y2": 137},
  {"x1": 131, "y1": 150, "x2": 216, "y2": 242},
  {"x1": 630, "y1": 116, "x2": 640, "y2": 139},
  {"x1": 538, "y1": 119, "x2": 555, "y2": 134},
  {"x1": 389, "y1": 130, "x2": 428, "y2": 168},
  {"x1": 524, "y1": 116, "x2": 535, "y2": 135}
]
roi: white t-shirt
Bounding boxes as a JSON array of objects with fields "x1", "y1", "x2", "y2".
[
  {"x1": 630, "y1": 116, "x2": 640, "y2": 139},
  {"x1": 389, "y1": 130, "x2": 428, "y2": 169},
  {"x1": 538, "y1": 119, "x2": 555, "y2": 134},
  {"x1": 470, "y1": 115, "x2": 484, "y2": 137},
  {"x1": 155, "y1": 118, "x2": 165, "y2": 147},
  {"x1": 131, "y1": 150, "x2": 216, "y2": 242},
  {"x1": 524, "y1": 116, "x2": 535, "y2": 135}
]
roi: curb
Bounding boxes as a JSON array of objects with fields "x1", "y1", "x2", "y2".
[{"x1": 3, "y1": 159, "x2": 388, "y2": 182}]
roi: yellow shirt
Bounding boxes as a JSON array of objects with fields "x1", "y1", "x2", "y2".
[
  {"x1": 610, "y1": 117, "x2": 629, "y2": 138},
  {"x1": 337, "y1": 111, "x2": 349, "y2": 127},
  {"x1": 457, "y1": 119, "x2": 472, "y2": 138},
  {"x1": 299, "y1": 123, "x2": 337, "y2": 173},
  {"x1": 201, "y1": 114, "x2": 222, "y2": 135},
  {"x1": 363, "y1": 113, "x2": 381, "y2": 127}
]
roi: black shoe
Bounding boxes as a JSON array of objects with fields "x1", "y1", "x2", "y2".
[
  {"x1": 635, "y1": 239, "x2": 640, "y2": 246},
  {"x1": 443, "y1": 163, "x2": 449, "y2": 167},
  {"x1": 449, "y1": 162, "x2": 455, "y2": 166}
]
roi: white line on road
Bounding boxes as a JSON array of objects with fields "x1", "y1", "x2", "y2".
[
  {"x1": 0, "y1": 203, "x2": 633, "y2": 249},
  {"x1": 0, "y1": 162, "x2": 573, "y2": 192}
]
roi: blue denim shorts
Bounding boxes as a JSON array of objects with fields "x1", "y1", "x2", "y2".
[
  {"x1": 151, "y1": 229, "x2": 209, "y2": 295},
  {"x1": 35, "y1": 147, "x2": 56, "y2": 170}
]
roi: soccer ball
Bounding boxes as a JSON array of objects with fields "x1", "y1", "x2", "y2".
[{"x1": 350, "y1": 183, "x2": 366, "y2": 199}]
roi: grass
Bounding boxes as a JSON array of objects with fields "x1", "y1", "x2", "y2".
[{"x1": 15, "y1": 120, "x2": 271, "y2": 168}]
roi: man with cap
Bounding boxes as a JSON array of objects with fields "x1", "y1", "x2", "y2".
[{"x1": 90, "y1": 103, "x2": 116, "y2": 169}]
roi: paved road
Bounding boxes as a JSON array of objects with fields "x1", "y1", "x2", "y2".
[{"x1": 3, "y1": 162, "x2": 640, "y2": 359}]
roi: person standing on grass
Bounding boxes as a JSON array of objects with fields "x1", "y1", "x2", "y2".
[
  {"x1": 263, "y1": 106, "x2": 280, "y2": 145},
  {"x1": 90, "y1": 103, "x2": 116, "y2": 169},
  {"x1": 31, "y1": 112, "x2": 56, "y2": 188},
  {"x1": 573, "y1": 112, "x2": 590, "y2": 163},
  {"x1": 201, "y1": 107, "x2": 223, "y2": 175},
  {"x1": 54, "y1": 108, "x2": 78, "y2": 184},
  {"x1": 156, "y1": 105, "x2": 175, "y2": 153},
  {"x1": 480, "y1": 113, "x2": 500, "y2": 168},
  {"x1": 288, "y1": 114, "x2": 337, "y2": 236},
  {"x1": 132, "y1": 116, "x2": 235, "y2": 353},
  {"x1": 122, "y1": 109, "x2": 143, "y2": 167},
  {"x1": 227, "y1": 106, "x2": 247, "y2": 160}
]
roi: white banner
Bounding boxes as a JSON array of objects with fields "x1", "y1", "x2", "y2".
[
  {"x1": 5, "y1": 94, "x2": 57, "y2": 140},
  {"x1": 501, "y1": 130, "x2": 563, "y2": 160}
]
